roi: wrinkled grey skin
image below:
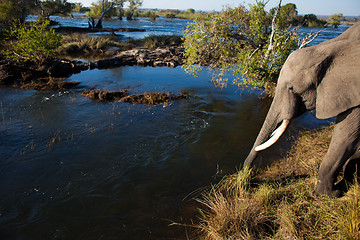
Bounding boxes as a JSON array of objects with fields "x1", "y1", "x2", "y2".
[{"x1": 244, "y1": 22, "x2": 360, "y2": 197}]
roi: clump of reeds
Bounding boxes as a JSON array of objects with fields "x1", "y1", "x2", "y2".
[
  {"x1": 132, "y1": 35, "x2": 183, "y2": 50},
  {"x1": 58, "y1": 33, "x2": 133, "y2": 55},
  {"x1": 196, "y1": 126, "x2": 360, "y2": 240},
  {"x1": 197, "y1": 168, "x2": 280, "y2": 239}
]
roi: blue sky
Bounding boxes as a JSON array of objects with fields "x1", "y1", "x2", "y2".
[{"x1": 67, "y1": 0, "x2": 360, "y2": 16}]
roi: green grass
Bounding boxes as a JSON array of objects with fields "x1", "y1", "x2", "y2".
[{"x1": 195, "y1": 126, "x2": 360, "y2": 239}]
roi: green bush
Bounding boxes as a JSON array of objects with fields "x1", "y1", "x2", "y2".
[
  {"x1": 3, "y1": 20, "x2": 62, "y2": 64},
  {"x1": 0, "y1": 0, "x2": 32, "y2": 24},
  {"x1": 163, "y1": 13, "x2": 176, "y2": 19},
  {"x1": 183, "y1": 2, "x2": 299, "y2": 95}
]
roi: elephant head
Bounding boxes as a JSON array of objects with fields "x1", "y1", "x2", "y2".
[{"x1": 244, "y1": 22, "x2": 360, "y2": 197}]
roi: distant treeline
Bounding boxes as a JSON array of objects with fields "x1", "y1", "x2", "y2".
[{"x1": 0, "y1": 0, "x2": 358, "y2": 27}]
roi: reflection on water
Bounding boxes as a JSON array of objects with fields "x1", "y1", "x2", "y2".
[{"x1": 1, "y1": 16, "x2": 348, "y2": 239}]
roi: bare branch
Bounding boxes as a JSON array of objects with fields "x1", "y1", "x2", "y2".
[
  {"x1": 299, "y1": 28, "x2": 326, "y2": 49},
  {"x1": 13, "y1": 51, "x2": 29, "y2": 61},
  {"x1": 34, "y1": 0, "x2": 47, "y2": 17},
  {"x1": 266, "y1": 0, "x2": 282, "y2": 56},
  {"x1": 248, "y1": 48, "x2": 260, "y2": 59}
]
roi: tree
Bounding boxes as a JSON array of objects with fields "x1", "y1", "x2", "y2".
[
  {"x1": 72, "y1": 3, "x2": 89, "y2": 13},
  {"x1": 2, "y1": 19, "x2": 62, "y2": 64},
  {"x1": 88, "y1": 0, "x2": 129, "y2": 28},
  {"x1": 40, "y1": 0, "x2": 72, "y2": 16},
  {"x1": 328, "y1": 13, "x2": 343, "y2": 28},
  {"x1": 186, "y1": 8, "x2": 195, "y2": 14},
  {"x1": 125, "y1": 0, "x2": 142, "y2": 20},
  {"x1": 116, "y1": 0, "x2": 126, "y2": 20},
  {"x1": 299, "y1": 14, "x2": 326, "y2": 27},
  {"x1": 0, "y1": 0, "x2": 35, "y2": 24},
  {"x1": 270, "y1": 3, "x2": 298, "y2": 28},
  {"x1": 88, "y1": 0, "x2": 117, "y2": 28},
  {"x1": 183, "y1": 0, "x2": 299, "y2": 95}
]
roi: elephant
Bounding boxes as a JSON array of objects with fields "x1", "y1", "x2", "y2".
[{"x1": 244, "y1": 22, "x2": 360, "y2": 197}]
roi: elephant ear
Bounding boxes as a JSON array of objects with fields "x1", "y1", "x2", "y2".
[{"x1": 316, "y1": 41, "x2": 360, "y2": 119}]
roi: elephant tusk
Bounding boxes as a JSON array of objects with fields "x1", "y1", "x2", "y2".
[{"x1": 255, "y1": 119, "x2": 290, "y2": 152}]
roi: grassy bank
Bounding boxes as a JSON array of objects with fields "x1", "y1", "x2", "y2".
[
  {"x1": 196, "y1": 126, "x2": 360, "y2": 239},
  {"x1": 58, "y1": 34, "x2": 133, "y2": 56},
  {"x1": 57, "y1": 34, "x2": 183, "y2": 56}
]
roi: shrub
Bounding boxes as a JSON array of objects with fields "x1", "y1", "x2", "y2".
[
  {"x1": 183, "y1": 1, "x2": 299, "y2": 95},
  {"x1": 3, "y1": 20, "x2": 62, "y2": 64},
  {"x1": 0, "y1": 0, "x2": 32, "y2": 24},
  {"x1": 163, "y1": 13, "x2": 176, "y2": 19},
  {"x1": 133, "y1": 35, "x2": 183, "y2": 50}
]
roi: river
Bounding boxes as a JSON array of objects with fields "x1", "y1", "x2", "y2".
[{"x1": 0, "y1": 15, "x2": 350, "y2": 239}]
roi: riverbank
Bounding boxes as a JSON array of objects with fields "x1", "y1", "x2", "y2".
[
  {"x1": 195, "y1": 126, "x2": 360, "y2": 239},
  {"x1": 0, "y1": 34, "x2": 186, "y2": 106},
  {"x1": 0, "y1": 34, "x2": 185, "y2": 90}
]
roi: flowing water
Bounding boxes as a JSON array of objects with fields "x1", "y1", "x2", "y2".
[{"x1": 0, "y1": 16, "x2": 350, "y2": 239}]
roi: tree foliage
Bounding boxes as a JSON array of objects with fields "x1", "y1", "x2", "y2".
[
  {"x1": 2, "y1": 20, "x2": 62, "y2": 64},
  {"x1": 40, "y1": 0, "x2": 72, "y2": 16},
  {"x1": 88, "y1": 0, "x2": 117, "y2": 18},
  {"x1": 270, "y1": 3, "x2": 298, "y2": 28},
  {"x1": 328, "y1": 13, "x2": 344, "y2": 28},
  {"x1": 300, "y1": 14, "x2": 327, "y2": 28},
  {"x1": 125, "y1": 0, "x2": 142, "y2": 20},
  {"x1": 88, "y1": 0, "x2": 142, "y2": 19},
  {"x1": 0, "y1": 0, "x2": 74, "y2": 23},
  {"x1": 0, "y1": 0, "x2": 35, "y2": 23},
  {"x1": 183, "y1": 1, "x2": 299, "y2": 95},
  {"x1": 71, "y1": 3, "x2": 89, "y2": 13},
  {"x1": 87, "y1": 0, "x2": 142, "y2": 28}
]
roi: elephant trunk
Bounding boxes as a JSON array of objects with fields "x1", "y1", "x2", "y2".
[{"x1": 244, "y1": 102, "x2": 287, "y2": 167}]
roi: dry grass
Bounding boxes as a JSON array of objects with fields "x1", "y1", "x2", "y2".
[
  {"x1": 131, "y1": 35, "x2": 183, "y2": 50},
  {"x1": 197, "y1": 168, "x2": 275, "y2": 240},
  {"x1": 57, "y1": 34, "x2": 183, "y2": 57},
  {"x1": 58, "y1": 34, "x2": 134, "y2": 56},
  {"x1": 196, "y1": 126, "x2": 360, "y2": 239}
]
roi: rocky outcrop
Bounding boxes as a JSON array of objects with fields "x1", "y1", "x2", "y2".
[
  {"x1": 0, "y1": 58, "x2": 89, "y2": 89},
  {"x1": 0, "y1": 45, "x2": 184, "y2": 90},
  {"x1": 117, "y1": 47, "x2": 184, "y2": 68},
  {"x1": 90, "y1": 46, "x2": 184, "y2": 69},
  {"x1": 82, "y1": 89, "x2": 189, "y2": 105},
  {"x1": 47, "y1": 59, "x2": 89, "y2": 78}
]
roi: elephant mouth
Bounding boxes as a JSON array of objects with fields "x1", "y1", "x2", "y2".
[{"x1": 255, "y1": 119, "x2": 290, "y2": 152}]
